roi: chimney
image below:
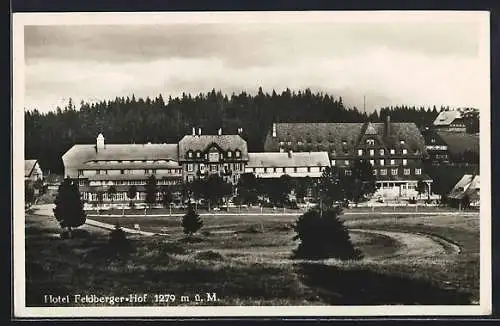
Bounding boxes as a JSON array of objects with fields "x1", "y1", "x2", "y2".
[
  {"x1": 288, "y1": 149, "x2": 293, "y2": 158},
  {"x1": 385, "y1": 115, "x2": 391, "y2": 136},
  {"x1": 192, "y1": 127, "x2": 195, "y2": 136},
  {"x1": 96, "y1": 133, "x2": 105, "y2": 152},
  {"x1": 218, "y1": 128, "x2": 222, "y2": 136},
  {"x1": 198, "y1": 128, "x2": 202, "y2": 136},
  {"x1": 272, "y1": 123, "x2": 277, "y2": 137}
]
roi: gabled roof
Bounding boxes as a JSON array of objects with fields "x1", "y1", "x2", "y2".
[
  {"x1": 25, "y1": 160, "x2": 39, "y2": 177},
  {"x1": 62, "y1": 143, "x2": 179, "y2": 170},
  {"x1": 421, "y1": 128, "x2": 448, "y2": 147},
  {"x1": 364, "y1": 122, "x2": 378, "y2": 135},
  {"x1": 178, "y1": 135, "x2": 248, "y2": 160},
  {"x1": 433, "y1": 110, "x2": 462, "y2": 126},
  {"x1": 247, "y1": 152, "x2": 330, "y2": 168},
  {"x1": 448, "y1": 174, "x2": 480, "y2": 200},
  {"x1": 264, "y1": 122, "x2": 426, "y2": 155}
]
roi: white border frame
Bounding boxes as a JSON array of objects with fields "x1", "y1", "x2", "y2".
[{"x1": 12, "y1": 11, "x2": 492, "y2": 318}]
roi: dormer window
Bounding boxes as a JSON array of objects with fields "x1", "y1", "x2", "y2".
[
  {"x1": 402, "y1": 149, "x2": 408, "y2": 155},
  {"x1": 342, "y1": 140, "x2": 347, "y2": 146},
  {"x1": 366, "y1": 139, "x2": 375, "y2": 146},
  {"x1": 227, "y1": 151, "x2": 232, "y2": 158},
  {"x1": 235, "y1": 150, "x2": 241, "y2": 158},
  {"x1": 390, "y1": 149, "x2": 395, "y2": 155},
  {"x1": 188, "y1": 151, "x2": 193, "y2": 158},
  {"x1": 358, "y1": 149, "x2": 363, "y2": 156},
  {"x1": 196, "y1": 151, "x2": 201, "y2": 158},
  {"x1": 431, "y1": 138, "x2": 436, "y2": 144},
  {"x1": 400, "y1": 139, "x2": 405, "y2": 145},
  {"x1": 379, "y1": 149, "x2": 385, "y2": 156}
]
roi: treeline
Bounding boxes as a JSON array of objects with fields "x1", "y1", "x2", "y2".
[{"x1": 25, "y1": 88, "x2": 444, "y2": 174}]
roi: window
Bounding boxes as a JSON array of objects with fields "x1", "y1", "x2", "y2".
[
  {"x1": 188, "y1": 151, "x2": 193, "y2": 158},
  {"x1": 96, "y1": 170, "x2": 101, "y2": 175},
  {"x1": 264, "y1": 168, "x2": 268, "y2": 173},
  {"x1": 379, "y1": 149, "x2": 385, "y2": 156},
  {"x1": 402, "y1": 159, "x2": 408, "y2": 166},
  {"x1": 227, "y1": 151, "x2": 232, "y2": 158},
  {"x1": 342, "y1": 140, "x2": 347, "y2": 145},
  {"x1": 400, "y1": 140, "x2": 405, "y2": 144},
  {"x1": 307, "y1": 167, "x2": 311, "y2": 172},
  {"x1": 252, "y1": 168, "x2": 256, "y2": 173},
  {"x1": 366, "y1": 139, "x2": 375, "y2": 146},
  {"x1": 370, "y1": 160, "x2": 375, "y2": 166},
  {"x1": 235, "y1": 150, "x2": 241, "y2": 158},
  {"x1": 402, "y1": 149, "x2": 408, "y2": 155},
  {"x1": 391, "y1": 168, "x2": 398, "y2": 175},
  {"x1": 358, "y1": 149, "x2": 363, "y2": 156},
  {"x1": 211, "y1": 164, "x2": 218, "y2": 172},
  {"x1": 390, "y1": 149, "x2": 395, "y2": 154},
  {"x1": 415, "y1": 168, "x2": 422, "y2": 175},
  {"x1": 380, "y1": 159, "x2": 385, "y2": 166},
  {"x1": 152, "y1": 169, "x2": 156, "y2": 174},
  {"x1": 187, "y1": 164, "x2": 194, "y2": 172},
  {"x1": 373, "y1": 169, "x2": 378, "y2": 175},
  {"x1": 120, "y1": 169, "x2": 124, "y2": 175},
  {"x1": 331, "y1": 160, "x2": 336, "y2": 166},
  {"x1": 345, "y1": 169, "x2": 352, "y2": 176},
  {"x1": 273, "y1": 167, "x2": 277, "y2": 172},
  {"x1": 344, "y1": 160, "x2": 350, "y2": 166},
  {"x1": 369, "y1": 149, "x2": 375, "y2": 156},
  {"x1": 196, "y1": 151, "x2": 201, "y2": 158},
  {"x1": 380, "y1": 169, "x2": 387, "y2": 175},
  {"x1": 187, "y1": 175, "x2": 194, "y2": 182},
  {"x1": 78, "y1": 170, "x2": 83, "y2": 176},
  {"x1": 431, "y1": 138, "x2": 436, "y2": 144},
  {"x1": 208, "y1": 152, "x2": 219, "y2": 162},
  {"x1": 390, "y1": 159, "x2": 395, "y2": 165}
]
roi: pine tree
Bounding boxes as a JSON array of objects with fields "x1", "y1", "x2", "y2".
[
  {"x1": 53, "y1": 177, "x2": 86, "y2": 237},
  {"x1": 182, "y1": 205, "x2": 203, "y2": 236},
  {"x1": 293, "y1": 207, "x2": 362, "y2": 260}
]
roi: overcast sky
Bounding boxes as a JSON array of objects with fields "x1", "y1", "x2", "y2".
[{"x1": 23, "y1": 12, "x2": 488, "y2": 112}]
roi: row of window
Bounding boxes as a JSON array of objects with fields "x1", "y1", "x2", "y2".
[
  {"x1": 343, "y1": 168, "x2": 422, "y2": 176},
  {"x1": 333, "y1": 159, "x2": 409, "y2": 167},
  {"x1": 279, "y1": 138, "x2": 407, "y2": 146},
  {"x1": 78, "y1": 168, "x2": 182, "y2": 176},
  {"x1": 186, "y1": 174, "x2": 240, "y2": 183},
  {"x1": 89, "y1": 159, "x2": 174, "y2": 164},
  {"x1": 83, "y1": 192, "x2": 164, "y2": 201},
  {"x1": 186, "y1": 163, "x2": 243, "y2": 173},
  {"x1": 357, "y1": 148, "x2": 410, "y2": 156},
  {"x1": 85, "y1": 179, "x2": 180, "y2": 186},
  {"x1": 187, "y1": 150, "x2": 241, "y2": 160},
  {"x1": 248, "y1": 166, "x2": 324, "y2": 173}
]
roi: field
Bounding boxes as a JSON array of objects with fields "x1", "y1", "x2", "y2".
[{"x1": 25, "y1": 206, "x2": 480, "y2": 306}]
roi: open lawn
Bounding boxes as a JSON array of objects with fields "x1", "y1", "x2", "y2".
[{"x1": 25, "y1": 208, "x2": 479, "y2": 306}]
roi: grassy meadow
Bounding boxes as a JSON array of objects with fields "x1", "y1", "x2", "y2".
[{"x1": 25, "y1": 209, "x2": 480, "y2": 306}]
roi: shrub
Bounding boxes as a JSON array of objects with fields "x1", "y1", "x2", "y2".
[
  {"x1": 194, "y1": 250, "x2": 225, "y2": 261},
  {"x1": 293, "y1": 207, "x2": 363, "y2": 260},
  {"x1": 182, "y1": 205, "x2": 203, "y2": 236},
  {"x1": 107, "y1": 224, "x2": 135, "y2": 259}
]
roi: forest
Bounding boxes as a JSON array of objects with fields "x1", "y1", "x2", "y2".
[{"x1": 25, "y1": 87, "x2": 450, "y2": 174}]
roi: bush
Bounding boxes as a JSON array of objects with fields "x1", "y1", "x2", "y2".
[
  {"x1": 182, "y1": 205, "x2": 203, "y2": 235},
  {"x1": 194, "y1": 250, "x2": 225, "y2": 261},
  {"x1": 293, "y1": 207, "x2": 363, "y2": 260},
  {"x1": 107, "y1": 224, "x2": 135, "y2": 259}
]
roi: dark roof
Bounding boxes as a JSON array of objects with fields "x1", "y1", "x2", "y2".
[
  {"x1": 436, "y1": 131, "x2": 479, "y2": 155},
  {"x1": 247, "y1": 152, "x2": 330, "y2": 168},
  {"x1": 421, "y1": 128, "x2": 448, "y2": 147},
  {"x1": 178, "y1": 135, "x2": 248, "y2": 160},
  {"x1": 264, "y1": 122, "x2": 426, "y2": 155}
]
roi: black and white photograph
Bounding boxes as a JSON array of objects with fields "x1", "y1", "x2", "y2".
[{"x1": 13, "y1": 11, "x2": 491, "y2": 317}]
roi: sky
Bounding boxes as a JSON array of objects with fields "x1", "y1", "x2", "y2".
[{"x1": 22, "y1": 12, "x2": 489, "y2": 113}]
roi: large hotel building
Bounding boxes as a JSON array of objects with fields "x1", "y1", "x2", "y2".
[{"x1": 62, "y1": 117, "x2": 432, "y2": 205}]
